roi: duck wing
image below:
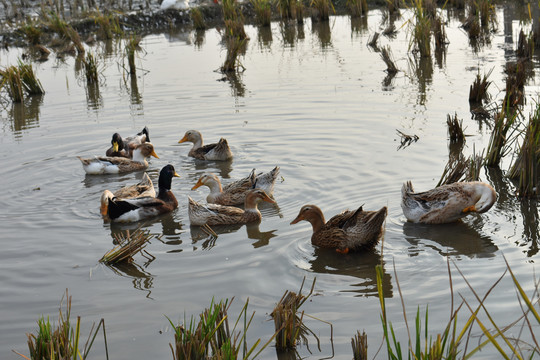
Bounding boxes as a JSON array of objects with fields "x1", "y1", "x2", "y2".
[{"x1": 254, "y1": 166, "x2": 280, "y2": 195}]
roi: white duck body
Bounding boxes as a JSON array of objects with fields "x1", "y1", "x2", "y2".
[
  {"x1": 79, "y1": 143, "x2": 158, "y2": 175},
  {"x1": 401, "y1": 181, "x2": 497, "y2": 224}
]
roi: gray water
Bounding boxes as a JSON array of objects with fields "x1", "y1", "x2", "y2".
[{"x1": 1, "y1": 5, "x2": 539, "y2": 359}]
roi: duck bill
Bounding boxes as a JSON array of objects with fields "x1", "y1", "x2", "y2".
[
  {"x1": 462, "y1": 205, "x2": 476, "y2": 213},
  {"x1": 178, "y1": 135, "x2": 188, "y2": 144},
  {"x1": 113, "y1": 141, "x2": 119, "y2": 153},
  {"x1": 262, "y1": 194, "x2": 276, "y2": 204},
  {"x1": 290, "y1": 214, "x2": 303, "y2": 225},
  {"x1": 150, "y1": 150, "x2": 160, "y2": 159},
  {"x1": 173, "y1": 172, "x2": 181, "y2": 178},
  {"x1": 191, "y1": 178, "x2": 204, "y2": 190}
]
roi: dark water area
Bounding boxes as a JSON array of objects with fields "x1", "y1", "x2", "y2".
[{"x1": 1, "y1": 3, "x2": 539, "y2": 359}]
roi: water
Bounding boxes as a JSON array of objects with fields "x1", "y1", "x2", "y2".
[{"x1": 1, "y1": 4, "x2": 539, "y2": 359}]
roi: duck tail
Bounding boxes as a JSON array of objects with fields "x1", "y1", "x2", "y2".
[
  {"x1": 139, "y1": 126, "x2": 150, "y2": 143},
  {"x1": 108, "y1": 198, "x2": 139, "y2": 220},
  {"x1": 402, "y1": 181, "x2": 414, "y2": 197}
]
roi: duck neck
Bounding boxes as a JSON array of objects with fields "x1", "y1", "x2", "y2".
[
  {"x1": 244, "y1": 195, "x2": 261, "y2": 212},
  {"x1": 207, "y1": 180, "x2": 223, "y2": 195},
  {"x1": 131, "y1": 149, "x2": 147, "y2": 164},
  {"x1": 307, "y1": 209, "x2": 325, "y2": 233},
  {"x1": 191, "y1": 136, "x2": 203, "y2": 150}
]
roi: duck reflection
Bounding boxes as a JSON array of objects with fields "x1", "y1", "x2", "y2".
[
  {"x1": 403, "y1": 221, "x2": 498, "y2": 258},
  {"x1": 308, "y1": 248, "x2": 392, "y2": 297},
  {"x1": 188, "y1": 158, "x2": 234, "y2": 180},
  {"x1": 189, "y1": 221, "x2": 277, "y2": 250}
]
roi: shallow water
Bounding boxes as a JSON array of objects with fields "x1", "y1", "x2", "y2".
[{"x1": 1, "y1": 4, "x2": 539, "y2": 359}]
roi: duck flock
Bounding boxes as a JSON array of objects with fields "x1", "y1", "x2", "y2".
[{"x1": 79, "y1": 127, "x2": 498, "y2": 254}]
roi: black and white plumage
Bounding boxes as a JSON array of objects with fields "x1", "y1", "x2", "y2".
[
  {"x1": 106, "y1": 165, "x2": 180, "y2": 222},
  {"x1": 105, "y1": 127, "x2": 151, "y2": 158}
]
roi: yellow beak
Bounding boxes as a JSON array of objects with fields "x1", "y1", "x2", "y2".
[
  {"x1": 113, "y1": 141, "x2": 119, "y2": 153},
  {"x1": 174, "y1": 172, "x2": 180, "y2": 178},
  {"x1": 191, "y1": 178, "x2": 204, "y2": 190},
  {"x1": 150, "y1": 150, "x2": 159, "y2": 159},
  {"x1": 462, "y1": 205, "x2": 476, "y2": 213},
  {"x1": 290, "y1": 214, "x2": 303, "y2": 225},
  {"x1": 178, "y1": 135, "x2": 188, "y2": 144}
]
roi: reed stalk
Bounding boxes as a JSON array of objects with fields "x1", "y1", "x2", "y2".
[
  {"x1": 351, "y1": 330, "x2": 367, "y2": 360},
  {"x1": 124, "y1": 34, "x2": 141, "y2": 76},
  {"x1": 91, "y1": 9, "x2": 122, "y2": 40},
  {"x1": 190, "y1": 7, "x2": 207, "y2": 30},
  {"x1": 44, "y1": 11, "x2": 85, "y2": 54},
  {"x1": 83, "y1": 52, "x2": 99, "y2": 84},
  {"x1": 346, "y1": 0, "x2": 366, "y2": 18},
  {"x1": 410, "y1": 0, "x2": 431, "y2": 57},
  {"x1": 221, "y1": 36, "x2": 246, "y2": 73},
  {"x1": 447, "y1": 113, "x2": 466, "y2": 144},
  {"x1": 100, "y1": 228, "x2": 153, "y2": 264},
  {"x1": 0, "y1": 60, "x2": 45, "y2": 102},
  {"x1": 275, "y1": 0, "x2": 296, "y2": 20},
  {"x1": 469, "y1": 68, "x2": 493, "y2": 103},
  {"x1": 310, "y1": 0, "x2": 334, "y2": 21},
  {"x1": 18, "y1": 21, "x2": 42, "y2": 45},
  {"x1": 508, "y1": 105, "x2": 540, "y2": 197},
  {"x1": 271, "y1": 277, "x2": 317, "y2": 350},
  {"x1": 485, "y1": 108, "x2": 518, "y2": 167},
  {"x1": 251, "y1": 0, "x2": 272, "y2": 26}
]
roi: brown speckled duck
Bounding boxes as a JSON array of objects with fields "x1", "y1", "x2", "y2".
[
  {"x1": 178, "y1": 130, "x2": 233, "y2": 161},
  {"x1": 191, "y1": 167, "x2": 280, "y2": 206},
  {"x1": 105, "y1": 165, "x2": 180, "y2": 223},
  {"x1": 291, "y1": 204, "x2": 388, "y2": 254},
  {"x1": 401, "y1": 181, "x2": 497, "y2": 224},
  {"x1": 188, "y1": 189, "x2": 275, "y2": 226}
]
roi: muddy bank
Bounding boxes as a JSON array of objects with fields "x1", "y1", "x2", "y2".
[{"x1": 0, "y1": 0, "x2": 388, "y2": 47}]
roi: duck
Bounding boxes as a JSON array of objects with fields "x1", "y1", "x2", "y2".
[
  {"x1": 105, "y1": 127, "x2": 151, "y2": 158},
  {"x1": 100, "y1": 172, "x2": 156, "y2": 221},
  {"x1": 291, "y1": 204, "x2": 388, "y2": 254},
  {"x1": 178, "y1": 130, "x2": 233, "y2": 161},
  {"x1": 191, "y1": 166, "x2": 280, "y2": 206},
  {"x1": 105, "y1": 164, "x2": 180, "y2": 222},
  {"x1": 188, "y1": 188, "x2": 275, "y2": 226},
  {"x1": 160, "y1": 0, "x2": 189, "y2": 10},
  {"x1": 79, "y1": 143, "x2": 159, "y2": 175},
  {"x1": 401, "y1": 181, "x2": 497, "y2": 224}
]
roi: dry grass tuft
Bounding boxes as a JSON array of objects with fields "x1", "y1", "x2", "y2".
[
  {"x1": 100, "y1": 228, "x2": 153, "y2": 264},
  {"x1": 351, "y1": 330, "x2": 368, "y2": 360},
  {"x1": 469, "y1": 68, "x2": 493, "y2": 103},
  {"x1": 190, "y1": 8, "x2": 207, "y2": 30}
]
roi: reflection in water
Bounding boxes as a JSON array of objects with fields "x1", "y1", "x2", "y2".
[
  {"x1": 407, "y1": 55, "x2": 433, "y2": 105},
  {"x1": 312, "y1": 21, "x2": 332, "y2": 48},
  {"x1": 351, "y1": 16, "x2": 368, "y2": 36},
  {"x1": 222, "y1": 71, "x2": 246, "y2": 98},
  {"x1": 257, "y1": 26, "x2": 273, "y2": 51},
  {"x1": 309, "y1": 248, "x2": 392, "y2": 297},
  {"x1": 518, "y1": 198, "x2": 539, "y2": 257},
  {"x1": 191, "y1": 158, "x2": 234, "y2": 180},
  {"x1": 189, "y1": 222, "x2": 277, "y2": 250},
  {"x1": 403, "y1": 221, "x2": 498, "y2": 258},
  {"x1": 382, "y1": 71, "x2": 397, "y2": 91},
  {"x1": 104, "y1": 260, "x2": 155, "y2": 298},
  {"x1": 193, "y1": 29, "x2": 206, "y2": 49},
  {"x1": 86, "y1": 82, "x2": 103, "y2": 109},
  {"x1": 8, "y1": 94, "x2": 43, "y2": 137},
  {"x1": 129, "y1": 75, "x2": 143, "y2": 105},
  {"x1": 280, "y1": 22, "x2": 304, "y2": 47}
]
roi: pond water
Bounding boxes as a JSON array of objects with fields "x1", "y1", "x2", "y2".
[{"x1": 1, "y1": 4, "x2": 539, "y2": 359}]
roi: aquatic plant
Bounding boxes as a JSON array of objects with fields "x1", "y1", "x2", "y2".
[
  {"x1": 376, "y1": 263, "x2": 475, "y2": 360},
  {"x1": 432, "y1": 15, "x2": 447, "y2": 53},
  {"x1": 125, "y1": 34, "x2": 142, "y2": 76},
  {"x1": 469, "y1": 68, "x2": 493, "y2": 104},
  {"x1": 408, "y1": 0, "x2": 432, "y2": 57},
  {"x1": 508, "y1": 104, "x2": 540, "y2": 197},
  {"x1": 271, "y1": 277, "x2": 318, "y2": 350},
  {"x1": 275, "y1": 0, "x2": 296, "y2": 20},
  {"x1": 43, "y1": 11, "x2": 85, "y2": 54},
  {"x1": 516, "y1": 28, "x2": 533, "y2": 61},
  {"x1": 465, "y1": 148, "x2": 483, "y2": 182},
  {"x1": 367, "y1": 31, "x2": 380, "y2": 48},
  {"x1": 100, "y1": 228, "x2": 153, "y2": 264},
  {"x1": 385, "y1": 0, "x2": 400, "y2": 15},
  {"x1": 447, "y1": 113, "x2": 466, "y2": 144},
  {"x1": 351, "y1": 330, "x2": 368, "y2": 360},
  {"x1": 380, "y1": 46, "x2": 398, "y2": 74},
  {"x1": 91, "y1": 10, "x2": 122, "y2": 40},
  {"x1": 83, "y1": 52, "x2": 99, "y2": 84},
  {"x1": 346, "y1": 0, "x2": 367, "y2": 18},
  {"x1": 485, "y1": 108, "x2": 518, "y2": 168},
  {"x1": 190, "y1": 8, "x2": 207, "y2": 30},
  {"x1": 0, "y1": 60, "x2": 45, "y2": 103},
  {"x1": 310, "y1": 0, "x2": 335, "y2": 21},
  {"x1": 167, "y1": 298, "x2": 274, "y2": 360},
  {"x1": 251, "y1": 0, "x2": 272, "y2": 26},
  {"x1": 222, "y1": 0, "x2": 248, "y2": 39},
  {"x1": 18, "y1": 21, "x2": 42, "y2": 45},
  {"x1": 13, "y1": 290, "x2": 109, "y2": 360},
  {"x1": 503, "y1": 61, "x2": 526, "y2": 108},
  {"x1": 221, "y1": 36, "x2": 246, "y2": 73}
]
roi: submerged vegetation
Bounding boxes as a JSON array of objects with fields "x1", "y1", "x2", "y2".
[{"x1": 0, "y1": 60, "x2": 45, "y2": 102}]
